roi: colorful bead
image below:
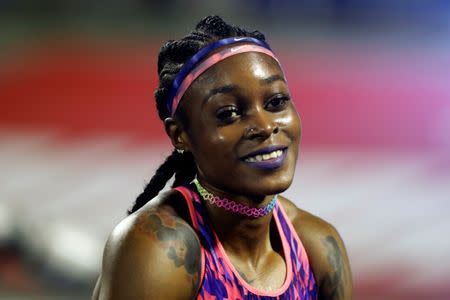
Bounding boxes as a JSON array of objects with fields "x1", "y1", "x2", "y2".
[{"x1": 192, "y1": 178, "x2": 277, "y2": 218}]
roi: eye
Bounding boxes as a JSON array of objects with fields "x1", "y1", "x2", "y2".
[
  {"x1": 265, "y1": 94, "x2": 291, "y2": 112},
  {"x1": 216, "y1": 106, "x2": 240, "y2": 124}
]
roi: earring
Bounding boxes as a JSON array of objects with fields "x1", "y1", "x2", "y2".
[{"x1": 245, "y1": 127, "x2": 257, "y2": 137}]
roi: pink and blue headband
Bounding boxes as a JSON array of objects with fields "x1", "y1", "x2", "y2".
[{"x1": 166, "y1": 37, "x2": 280, "y2": 116}]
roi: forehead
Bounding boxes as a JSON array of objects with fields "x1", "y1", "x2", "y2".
[{"x1": 187, "y1": 51, "x2": 284, "y2": 96}]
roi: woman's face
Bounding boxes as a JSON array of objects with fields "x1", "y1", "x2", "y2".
[{"x1": 179, "y1": 50, "x2": 301, "y2": 199}]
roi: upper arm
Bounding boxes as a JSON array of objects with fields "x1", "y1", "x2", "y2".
[
  {"x1": 282, "y1": 199, "x2": 352, "y2": 300},
  {"x1": 95, "y1": 207, "x2": 201, "y2": 300},
  {"x1": 312, "y1": 224, "x2": 352, "y2": 300}
]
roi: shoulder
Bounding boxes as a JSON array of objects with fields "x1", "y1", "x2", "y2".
[
  {"x1": 278, "y1": 196, "x2": 341, "y2": 248},
  {"x1": 278, "y1": 196, "x2": 353, "y2": 300},
  {"x1": 94, "y1": 189, "x2": 201, "y2": 300}
]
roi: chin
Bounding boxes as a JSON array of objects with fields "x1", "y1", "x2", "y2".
[
  {"x1": 253, "y1": 172, "x2": 294, "y2": 196},
  {"x1": 273, "y1": 176, "x2": 293, "y2": 193}
]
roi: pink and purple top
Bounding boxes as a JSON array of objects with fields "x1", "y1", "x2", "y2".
[{"x1": 175, "y1": 183, "x2": 318, "y2": 300}]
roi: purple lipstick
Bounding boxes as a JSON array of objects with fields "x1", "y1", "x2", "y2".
[{"x1": 240, "y1": 146, "x2": 288, "y2": 170}]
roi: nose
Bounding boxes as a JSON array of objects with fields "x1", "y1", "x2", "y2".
[{"x1": 244, "y1": 109, "x2": 279, "y2": 140}]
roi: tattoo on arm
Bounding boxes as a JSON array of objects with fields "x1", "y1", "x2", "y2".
[
  {"x1": 320, "y1": 236, "x2": 345, "y2": 300},
  {"x1": 141, "y1": 212, "x2": 201, "y2": 294}
]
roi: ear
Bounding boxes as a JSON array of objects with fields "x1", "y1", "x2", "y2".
[{"x1": 164, "y1": 117, "x2": 191, "y2": 152}]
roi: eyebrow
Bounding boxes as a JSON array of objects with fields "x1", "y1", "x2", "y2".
[
  {"x1": 203, "y1": 84, "x2": 238, "y2": 104},
  {"x1": 202, "y1": 74, "x2": 287, "y2": 104},
  {"x1": 259, "y1": 74, "x2": 286, "y2": 85}
]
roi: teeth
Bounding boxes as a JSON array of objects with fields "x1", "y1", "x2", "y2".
[{"x1": 245, "y1": 150, "x2": 284, "y2": 162}]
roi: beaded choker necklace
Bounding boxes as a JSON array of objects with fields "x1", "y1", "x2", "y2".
[{"x1": 192, "y1": 178, "x2": 278, "y2": 218}]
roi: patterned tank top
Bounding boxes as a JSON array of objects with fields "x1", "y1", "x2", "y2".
[{"x1": 175, "y1": 184, "x2": 318, "y2": 300}]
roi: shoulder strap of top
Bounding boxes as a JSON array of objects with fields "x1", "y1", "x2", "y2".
[
  {"x1": 174, "y1": 185, "x2": 200, "y2": 230},
  {"x1": 276, "y1": 202, "x2": 315, "y2": 286},
  {"x1": 173, "y1": 185, "x2": 206, "y2": 289}
]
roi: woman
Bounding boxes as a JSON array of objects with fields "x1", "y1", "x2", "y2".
[{"x1": 93, "y1": 16, "x2": 352, "y2": 300}]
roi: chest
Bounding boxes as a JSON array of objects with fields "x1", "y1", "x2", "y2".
[{"x1": 227, "y1": 251, "x2": 287, "y2": 292}]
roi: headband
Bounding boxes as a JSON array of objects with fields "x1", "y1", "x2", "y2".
[{"x1": 165, "y1": 37, "x2": 279, "y2": 115}]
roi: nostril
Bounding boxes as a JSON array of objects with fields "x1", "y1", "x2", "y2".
[{"x1": 273, "y1": 126, "x2": 279, "y2": 134}]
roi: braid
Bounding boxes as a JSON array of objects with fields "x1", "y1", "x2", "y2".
[
  {"x1": 128, "y1": 150, "x2": 179, "y2": 214},
  {"x1": 172, "y1": 152, "x2": 197, "y2": 188},
  {"x1": 128, "y1": 16, "x2": 268, "y2": 214}
]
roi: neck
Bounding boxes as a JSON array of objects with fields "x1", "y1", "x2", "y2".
[
  {"x1": 210, "y1": 202, "x2": 276, "y2": 263},
  {"x1": 193, "y1": 178, "x2": 277, "y2": 218},
  {"x1": 194, "y1": 178, "x2": 279, "y2": 263}
]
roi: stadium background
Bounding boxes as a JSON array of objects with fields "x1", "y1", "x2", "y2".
[{"x1": 1, "y1": 1, "x2": 449, "y2": 299}]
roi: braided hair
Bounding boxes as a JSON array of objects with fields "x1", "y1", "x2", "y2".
[{"x1": 128, "y1": 16, "x2": 267, "y2": 214}]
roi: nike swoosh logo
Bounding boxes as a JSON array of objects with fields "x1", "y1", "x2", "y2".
[{"x1": 230, "y1": 46, "x2": 245, "y2": 52}]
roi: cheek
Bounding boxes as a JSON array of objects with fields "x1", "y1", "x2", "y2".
[
  {"x1": 190, "y1": 127, "x2": 243, "y2": 178},
  {"x1": 292, "y1": 112, "x2": 302, "y2": 141},
  {"x1": 190, "y1": 126, "x2": 241, "y2": 158},
  {"x1": 209, "y1": 127, "x2": 243, "y2": 154},
  {"x1": 279, "y1": 109, "x2": 302, "y2": 142}
]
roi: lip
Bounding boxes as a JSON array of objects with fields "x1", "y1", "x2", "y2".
[{"x1": 240, "y1": 146, "x2": 288, "y2": 170}]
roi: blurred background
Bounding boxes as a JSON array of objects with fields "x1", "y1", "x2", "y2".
[{"x1": 1, "y1": 1, "x2": 449, "y2": 299}]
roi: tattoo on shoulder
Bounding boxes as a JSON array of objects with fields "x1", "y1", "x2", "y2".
[
  {"x1": 138, "y1": 210, "x2": 201, "y2": 294},
  {"x1": 320, "y1": 235, "x2": 346, "y2": 300}
]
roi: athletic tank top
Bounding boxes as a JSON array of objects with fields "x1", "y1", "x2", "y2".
[{"x1": 175, "y1": 184, "x2": 318, "y2": 300}]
